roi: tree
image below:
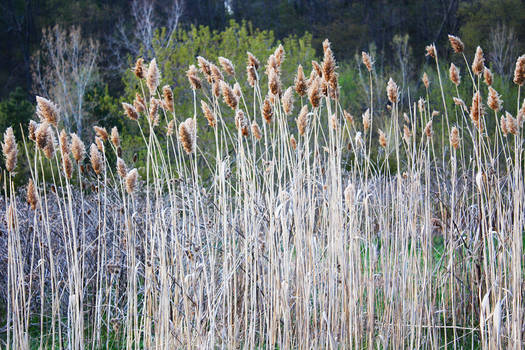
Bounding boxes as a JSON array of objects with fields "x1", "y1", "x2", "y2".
[{"x1": 31, "y1": 25, "x2": 99, "y2": 137}]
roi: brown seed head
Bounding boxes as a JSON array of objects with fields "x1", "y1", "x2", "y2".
[
  {"x1": 28, "y1": 120, "x2": 38, "y2": 141},
  {"x1": 149, "y1": 98, "x2": 160, "y2": 126},
  {"x1": 43, "y1": 127, "x2": 56, "y2": 159},
  {"x1": 90, "y1": 143, "x2": 103, "y2": 175},
  {"x1": 362, "y1": 51, "x2": 373, "y2": 72},
  {"x1": 167, "y1": 119, "x2": 175, "y2": 136},
  {"x1": 470, "y1": 91, "x2": 484, "y2": 128},
  {"x1": 210, "y1": 63, "x2": 224, "y2": 83},
  {"x1": 247, "y1": 52, "x2": 260, "y2": 70},
  {"x1": 146, "y1": 58, "x2": 160, "y2": 95},
  {"x1": 233, "y1": 82, "x2": 242, "y2": 98},
  {"x1": 125, "y1": 168, "x2": 139, "y2": 194},
  {"x1": 162, "y1": 85, "x2": 174, "y2": 112},
  {"x1": 422, "y1": 72, "x2": 429, "y2": 89},
  {"x1": 387, "y1": 78, "x2": 398, "y2": 104},
  {"x1": 27, "y1": 179, "x2": 38, "y2": 210},
  {"x1": 70, "y1": 133, "x2": 85, "y2": 162},
  {"x1": 487, "y1": 87, "x2": 502, "y2": 111},
  {"x1": 117, "y1": 157, "x2": 127, "y2": 178},
  {"x1": 197, "y1": 56, "x2": 212, "y2": 81},
  {"x1": 472, "y1": 46, "x2": 485, "y2": 75},
  {"x1": 93, "y1": 126, "x2": 108, "y2": 141},
  {"x1": 246, "y1": 65, "x2": 257, "y2": 87},
  {"x1": 134, "y1": 58, "x2": 145, "y2": 79},
  {"x1": 123, "y1": 102, "x2": 139, "y2": 121},
  {"x1": 483, "y1": 67, "x2": 493, "y2": 86},
  {"x1": 308, "y1": 77, "x2": 321, "y2": 108},
  {"x1": 268, "y1": 68, "x2": 281, "y2": 96},
  {"x1": 36, "y1": 96, "x2": 60, "y2": 126},
  {"x1": 294, "y1": 65, "x2": 307, "y2": 96},
  {"x1": 63, "y1": 155, "x2": 72, "y2": 179},
  {"x1": 251, "y1": 121, "x2": 262, "y2": 140},
  {"x1": 262, "y1": 96, "x2": 273, "y2": 124},
  {"x1": 343, "y1": 110, "x2": 353, "y2": 125},
  {"x1": 221, "y1": 81, "x2": 238, "y2": 110},
  {"x1": 201, "y1": 100, "x2": 216, "y2": 127},
  {"x1": 450, "y1": 126, "x2": 460, "y2": 149},
  {"x1": 290, "y1": 134, "x2": 297, "y2": 150},
  {"x1": 187, "y1": 64, "x2": 202, "y2": 90},
  {"x1": 282, "y1": 86, "x2": 294, "y2": 115},
  {"x1": 378, "y1": 129, "x2": 387, "y2": 148},
  {"x1": 59, "y1": 129, "x2": 69, "y2": 156},
  {"x1": 448, "y1": 35, "x2": 464, "y2": 53},
  {"x1": 513, "y1": 54, "x2": 525, "y2": 86},
  {"x1": 453, "y1": 97, "x2": 468, "y2": 112},
  {"x1": 506, "y1": 111, "x2": 518, "y2": 135},
  {"x1": 235, "y1": 110, "x2": 249, "y2": 136},
  {"x1": 500, "y1": 115, "x2": 508, "y2": 136},
  {"x1": 322, "y1": 39, "x2": 336, "y2": 83},
  {"x1": 111, "y1": 127, "x2": 120, "y2": 148},
  {"x1": 403, "y1": 124, "x2": 412, "y2": 143},
  {"x1": 297, "y1": 105, "x2": 309, "y2": 136},
  {"x1": 424, "y1": 120, "x2": 433, "y2": 139},
  {"x1": 179, "y1": 118, "x2": 196, "y2": 154},
  {"x1": 218, "y1": 57, "x2": 235, "y2": 76},
  {"x1": 274, "y1": 44, "x2": 285, "y2": 66},
  {"x1": 449, "y1": 63, "x2": 461, "y2": 86},
  {"x1": 2, "y1": 127, "x2": 17, "y2": 172},
  {"x1": 362, "y1": 109, "x2": 371, "y2": 132},
  {"x1": 425, "y1": 44, "x2": 436, "y2": 59}
]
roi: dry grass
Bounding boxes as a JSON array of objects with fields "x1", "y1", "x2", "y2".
[{"x1": 0, "y1": 36, "x2": 524, "y2": 349}]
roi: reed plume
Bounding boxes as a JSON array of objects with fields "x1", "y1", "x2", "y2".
[
  {"x1": 63, "y1": 155, "x2": 72, "y2": 179},
  {"x1": 28, "y1": 120, "x2": 38, "y2": 141},
  {"x1": 247, "y1": 51, "x2": 260, "y2": 70},
  {"x1": 268, "y1": 68, "x2": 281, "y2": 96},
  {"x1": 450, "y1": 126, "x2": 460, "y2": 149},
  {"x1": 448, "y1": 35, "x2": 464, "y2": 53},
  {"x1": 123, "y1": 102, "x2": 139, "y2": 121},
  {"x1": 500, "y1": 115, "x2": 509, "y2": 136},
  {"x1": 308, "y1": 77, "x2": 321, "y2": 108},
  {"x1": 59, "y1": 129, "x2": 70, "y2": 156},
  {"x1": 247, "y1": 65, "x2": 257, "y2": 87},
  {"x1": 297, "y1": 105, "x2": 308, "y2": 136},
  {"x1": 162, "y1": 85, "x2": 174, "y2": 112},
  {"x1": 111, "y1": 127, "x2": 120, "y2": 148},
  {"x1": 93, "y1": 126, "x2": 108, "y2": 141},
  {"x1": 26, "y1": 179, "x2": 38, "y2": 210},
  {"x1": 210, "y1": 63, "x2": 224, "y2": 83},
  {"x1": 89, "y1": 143, "x2": 103, "y2": 175},
  {"x1": 187, "y1": 65, "x2": 202, "y2": 90},
  {"x1": 251, "y1": 121, "x2": 262, "y2": 141},
  {"x1": 290, "y1": 135, "x2": 297, "y2": 150},
  {"x1": 125, "y1": 168, "x2": 138, "y2": 194},
  {"x1": 403, "y1": 124, "x2": 412, "y2": 143},
  {"x1": 43, "y1": 127, "x2": 56, "y2": 159},
  {"x1": 322, "y1": 39, "x2": 336, "y2": 84},
  {"x1": 362, "y1": 51, "x2": 373, "y2": 72},
  {"x1": 294, "y1": 65, "x2": 307, "y2": 96},
  {"x1": 70, "y1": 133, "x2": 85, "y2": 162},
  {"x1": 343, "y1": 110, "x2": 353, "y2": 125},
  {"x1": 146, "y1": 58, "x2": 160, "y2": 95},
  {"x1": 2, "y1": 127, "x2": 17, "y2": 172},
  {"x1": 449, "y1": 63, "x2": 461, "y2": 86},
  {"x1": 235, "y1": 110, "x2": 249, "y2": 136},
  {"x1": 387, "y1": 78, "x2": 398, "y2": 104},
  {"x1": 218, "y1": 57, "x2": 235, "y2": 76},
  {"x1": 483, "y1": 67, "x2": 493, "y2": 86},
  {"x1": 487, "y1": 87, "x2": 502, "y2": 111},
  {"x1": 221, "y1": 81, "x2": 238, "y2": 110},
  {"x1": 179, "y1": 118, "x2": 196, "y2": 154},
  {"x1": 262, "y1": 96, "x2": 273, "y2": 124},
  {"x1": 201, "y1": 101, "x2": 216, "y2": 127},
  {"x1": 424, "y1": 120, "x2": 433, "y2": 139},
  {"x1": 167, "y1": 119, "x2": 175, "y2": 136},
  {"x1": 506, "y1": 111, "x2": 518, "y2": 135},
  {"x1": 472, "y1": 47, "x2": 485, "y2": 75},
  {"x1": 422, "y1": 72, "x2": 429, "y2": 89},
  {"x1": 425, "y1": 44, "x2": 436, "y2": 59},
  {"x1": 133, "y1": 58, "x2": 145, "y2": 79},
  {"x1": 134, "y1": 93, "x2": 146, "y2": 113},
  {"x1": 362, "y1": 109, "x2": 371, "y2": 132},
  {"x1": 282, "y1": 86, "x2": 294, "y2": 115},
  {"x1": 117, "y1": 157, "x2": 127, "y2": 178},
  {"x1": 470, "y1": 91, "x2": 484, "y2": 129},
  {"x1": 513, "y1": 54, "x2": 525, "y2": 86},
  {"x1": 378, "y1": 129, "x2": 387, "y2": 148},
  {"x1": 36, "y1": 96, "x2": 60, "y2": 126},
  {"x1": 197, "y1": 56, "x2": 212, "y2": 81}
]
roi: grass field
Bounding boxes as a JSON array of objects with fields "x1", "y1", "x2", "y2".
[{"x1": 1, "y1": 36, "x2": 524, "y2": 349}]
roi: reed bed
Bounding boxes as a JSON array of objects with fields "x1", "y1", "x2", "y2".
[{"x1": 1, "y1": 36, "x2": 524, "y2": 349}]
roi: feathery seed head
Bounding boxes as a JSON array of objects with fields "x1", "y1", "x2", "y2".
[
  {"x1": 123, "y1": 102, "x2": 139, "y2": 121},
  {"x1": 187, "y1": 64, "x2": 202, "y2": 90},
  {"x1": 362, "y1": 51, "x2": 373, "y2": 72},
  {"x1": 308, "y1": 77, "x2": 321, "y2": 108},
  {"x1": 425, "y1": 44, "x2": 436, "y2": 59},
  {"x1": 146, "y1": 58, "x2": 160, "y2": 95},
  {"x1": 297, "y1": 105, "x2": 309, "y2": 136},
  {"x1": 179, "y1": 118, "x2": 196, "y2": 154},
  {"x1": 162, "y1": 85, "x2": 174, "y2": 112},
  {"x1": 378, "y1": 129, "x2": 387, "y2": 148},
  {"x1": 125, "y1": 168, "x2": 139, "y2": 194},
  {"x1": 111, "y1": 127, "x2": 120, "y2": 148},
  {"x1": 262, "y1": 96, "x2": 273, "y2": 124},
  {"x1": 387, "y1": 78, "x2": 398, "y2": 104},
  {"x1": 27, "y1": 179, "x2": 38, "y2": 210},
  {"x1": 251, "y1": 121, "x2": 262, "y2": 141},
  {"x1": 235, "y1": 110, "x2": 249, "y2": 136},
  {"x1": 472, "y1": 47, "x2": 485, "y2": 75},
  {"x1": 93, "y1": 126, "x2": 108, "y2": 141},
  {"x1": 28, "y1": 120, "x2": 38, "y2": 141},
  {"x1": 90, "y1": 143, "x2": 103, "y2": 175},
  {"x1": 290, "y1": 134, "x2": 297, "y2": 150},
  {"x1": 450, "y1": 126, "x2": 460, "y2": 149},
  {"x1": 449, "y1": 63, "x2": 461, "y2": 86},
  {"x1": 247, "y1": 52, "x2": 260, "y2": 70},
  {"x1": 117, "y1": 157, "x2": 127, "y2": 178},
  {"x1": 218, "y1": 56, "x2": 235, "y2": 76},
  {"x1": 487, "y1": 87, "x2": 502, "y2": 111},
  {"x1": 220, "y1": 81, "x2": 238, "y2": 110},
  {"x1": 483, "y1": 67, "x2": 493, "y2": 86},
  {"x1": 282, "y1": 86, "x2": 294, "y2": 115},
  {"x1": 362, "y1": 109, "x2": 371, "y2": 132},
  {"x1": 2, "y1": 127, "x2": 17, "y2": 172},
  {"x1": 201, "y1": 100, "x2": 216, "y2": 127},
  {"x1": 36, "y1": 96, "x2": 60, "y2": 126},
  {"x1": 294, "y1": 65, "x2": 307, "y2": 96},
  {"x1": 448, "y1": 35, "x2": 464, "y2": 53},
  {"x1": 422, "y1": 72, "x2": 429, "y2": 89},
  {"x1": 70, "y1": 133, "x2": 85, "y2": 162},
  {"x1": 513, "y1": 54, "x2": 525, "y2": 86},
  {"x1": 134, "y1": 58, "x2": 145, "y2": 79}
]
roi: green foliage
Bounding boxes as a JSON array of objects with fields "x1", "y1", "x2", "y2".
[
  {"x1": 0, "y1": 87, "x2": 34, "y2": 140},
  {"x1": 118, "y1": 20, "x2": 316, "y2": 169}
]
